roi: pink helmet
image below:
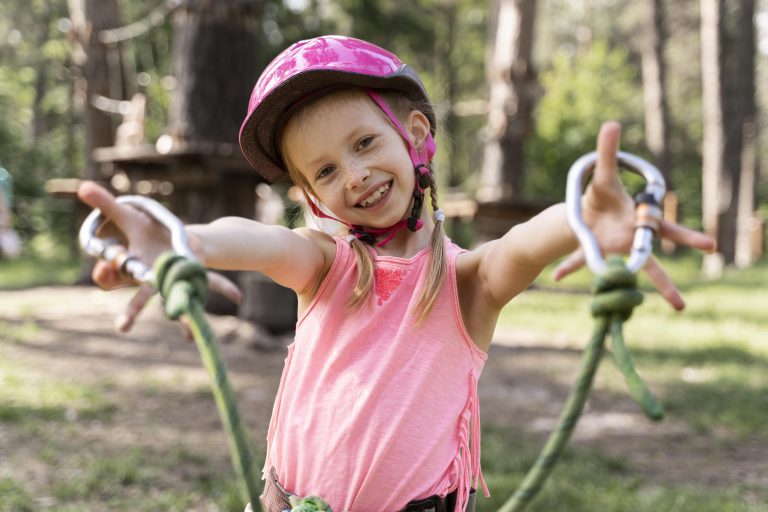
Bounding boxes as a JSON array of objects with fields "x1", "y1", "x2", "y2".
[{"x1": 239, "y1": 35, "x2": 436, "y2": 183}]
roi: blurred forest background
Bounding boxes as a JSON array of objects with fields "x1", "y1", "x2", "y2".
[
  {"x1": 0, "y1": 0, "x2": 766, "y2": 275},
  {"x1": 1, "y1": 2, "x2": 768, "y2": 511}
]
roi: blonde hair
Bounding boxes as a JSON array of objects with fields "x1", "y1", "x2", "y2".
[{"x1": 280, "y1": 88, "x2": 446, "y2": 322}]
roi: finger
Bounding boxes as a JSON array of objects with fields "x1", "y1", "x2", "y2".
[
  {"x1": 593, "y1": 121, "x2": 622, "y2": 189},
  {"x1": 553, "y1": 249, "x2": 586, "y2": 282},
  {"x1": 92, "y1": 260, "x2": 138, "y2": 289},
  {"x1": 77, "y1": 181, "x2": 139, "y2": 231},
  {"x1": 93, "y1": 260, "x2": 121, "y2": 289},
  {"x1": 207, "y1": 271, "x2": 242, "y2": 304},
  {"x1": 115, "y1": 283, "x2": 156, "y2": 332},
  {"x1": 645, "y1": 256, "x2": 685, "y2": 311},
  {"x1": 659, "y1": 221, "x2": 717, "y2": 253}
]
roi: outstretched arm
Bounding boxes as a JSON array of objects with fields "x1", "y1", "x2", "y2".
[
  {"x1": 77, "y1": 181, "x2": 327, "y2": 330},
  {"x1": 475, "y1": 122, "x2": 715, "y2": 310},
  {"x1": 187, "y1": 218, "x2": 326, "y2": 292}
]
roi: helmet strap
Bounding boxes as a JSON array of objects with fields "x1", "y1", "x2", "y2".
[{"x1": 301, "y1": 89, "x2": 437, "y2": 248}]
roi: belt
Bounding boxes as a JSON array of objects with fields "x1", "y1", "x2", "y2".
[{"x1": 254, "y1": 468, "x2": 476, "y2": 512}]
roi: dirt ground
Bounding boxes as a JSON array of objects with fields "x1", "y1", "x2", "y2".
[{"x1": 1, "y1": 286, "x2": 767, "y2": 504}]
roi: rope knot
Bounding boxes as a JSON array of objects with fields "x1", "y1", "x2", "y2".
[
  {"x1": 590, "y1": 256, "x2": 643, "y2": 322},
  {"x1": 153, "y1": 252, "x2": 208, "y2": 320},
  {"x1": 288, "y1": 495, "x2": 333, "y2": 512}
]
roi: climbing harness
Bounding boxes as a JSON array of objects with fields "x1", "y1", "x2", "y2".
[
  {"x1": 499, "y1": 151, "x2": 667, "y2": 512},
  {"x1": 79, "y1": 196, "x2": 261, "y2": 509}
]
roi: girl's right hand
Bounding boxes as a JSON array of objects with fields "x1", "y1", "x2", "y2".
[
  {"x1": 77, "y1": 181, "x2": 241, "y2": 333},
  {"x1": 78, "y1": 181, "x2": 173, "y2": 288}
]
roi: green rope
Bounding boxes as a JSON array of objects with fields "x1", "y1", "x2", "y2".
[
  {"x1": 153, "y1": 252, "x2": 261, "y2": 509},
  {"x1": 288, "y1": 495, "x2": 334, "y2": 511},
  {"x1": 148, "y1": 252, "x2": 663, "y2": 512},
  {"x1": 499, "y1": 256, "x2": 662, "y2": 512}
]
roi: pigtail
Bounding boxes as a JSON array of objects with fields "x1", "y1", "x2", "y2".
[
  {"x1": 279, "y1": 87, "x2": 446, "y2": 316},
  {"x1": 413, "y1": 166, "x2": 447, "y2": 323},
  {"x1": 347, "y1": 237, "x2": 376, "y2": 309}
]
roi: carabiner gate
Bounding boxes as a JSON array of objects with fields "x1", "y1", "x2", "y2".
[
  {"x1": 565, "y1": 151, "x2": 666, "y2": 275},
  {"x1": 79, "y1": 195, "x2": 196, "y2": 284}
]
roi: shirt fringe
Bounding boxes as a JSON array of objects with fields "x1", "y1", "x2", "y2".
[{"x1": 452, "y1": 372, "x2": 490, "y2": 512}]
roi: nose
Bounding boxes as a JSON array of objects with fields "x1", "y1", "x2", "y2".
[{"x1": 343, "y1": 161, "x2": 370, "y2": 189}]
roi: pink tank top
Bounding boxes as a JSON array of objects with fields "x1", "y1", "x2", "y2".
[{"x1": 263, "y1": 237, "x2": 489, "y2": 511}]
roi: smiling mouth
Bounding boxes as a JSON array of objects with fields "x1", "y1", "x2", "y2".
[{"x1": 356, "y1": 181, "x2": 392, "y2": 208}]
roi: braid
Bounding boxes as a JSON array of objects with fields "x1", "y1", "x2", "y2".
[
  {"x1": 428, "y1": 167, "x2": 440, "y2": 216},
  {"x1": 414, "y1": 165, "x2": 447, "y2": 323},
  {"x1": 347, "y1": 236, "x2": 375, "y2": 310}
]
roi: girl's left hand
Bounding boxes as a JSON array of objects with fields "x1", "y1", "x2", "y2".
[{"x1": 552, "y1": 121, "x2": 716, "y2": 310}]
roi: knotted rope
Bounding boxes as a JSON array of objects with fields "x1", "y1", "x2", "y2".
[
  {"x1": 288, "y1": 496, "x2": 334, "y2": 512},
  {"x1": 499, "y1": 256, "x2": 663, "y2": 512},
  {"x1": 153, "y1": 252, "x2": 261, "y2": 508}
]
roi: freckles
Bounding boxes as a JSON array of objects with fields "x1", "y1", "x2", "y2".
[{"x1": 315, "y1": 176, "x2": 341, "y2": 202}]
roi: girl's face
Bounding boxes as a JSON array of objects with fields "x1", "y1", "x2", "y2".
[{"x1": 281, "y1": 90, "x2": 430, "y2": 229}]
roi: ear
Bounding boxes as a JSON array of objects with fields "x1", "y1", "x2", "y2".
[{"x1": 407, "y1": 110, "x2": 431, "y2": 149}]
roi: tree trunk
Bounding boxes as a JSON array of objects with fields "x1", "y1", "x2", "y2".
[
  {"x1": 700, "y1": 0, "x2": 724, "y2": 275},
  {"x1": 68, "y1": 0, "x2": 124, "y2": 282},
  {"x1": 734, "y1": 0, "x2": 758, "y2": 267},
  {"x1": 31, "y1": 0, "x2": 53, "y2": 147},
  {"x1": 477, "y1": 0, "x2": 537, "y2": 203},
  {"x1": 68, "y1": 0, "x2": 125, "y2": 181},
  {"x1": 700, "y1": 0, "x2": 757, "y2": 273},
  {"x1": 641, "y1": 0, "x2": 676, "y2": 253},
  {"x1": 436, "y1": 1, "x2": 459, "y2": 186},
  {"x1": 168, "y1": 1, "x2": 262, "y2": 145},
  {"x1": 641, "y1": 0, "x2": 671, "y2": 183}
]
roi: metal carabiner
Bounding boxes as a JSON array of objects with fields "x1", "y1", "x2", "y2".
[
  {"x1": 79, "y1": 195, "x2": 196, "y2": 284},
  {"x1": 565, "y1": 151, "x2": 666, "y2": 275}
]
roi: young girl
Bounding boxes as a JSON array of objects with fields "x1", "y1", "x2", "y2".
[{"x1": 78, "y1": 35, "x2": 714, "y2": 512}]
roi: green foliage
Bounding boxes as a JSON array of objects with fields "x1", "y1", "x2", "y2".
[
  {"x1": 526, "y1": 40, "x2": 644, "y2": 200},
  {"x1": 330, "y1": 0, "x2": 489, "y2": 189},
  {"x1": 0, "y1": 232, "x2": 79, "y2": 289},
  {"x1": 0, "y1": 0, "x2": 80, "y2": 251}
]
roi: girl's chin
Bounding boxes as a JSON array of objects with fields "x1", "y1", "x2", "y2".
[
  {"x1": 352, "y1": 206, "x2": 408, "y2": 228},
  {"x1": 350, "y1": 200, "x2": 408, "y2": 227}
]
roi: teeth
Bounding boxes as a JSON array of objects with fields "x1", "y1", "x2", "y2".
[{"x1": 360, "y1": 183, "x2": 390, "y2": 207}]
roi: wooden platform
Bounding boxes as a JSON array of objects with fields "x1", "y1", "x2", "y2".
[{"x1": 91, "y1": 142, "x2": 264, "y2": 225}]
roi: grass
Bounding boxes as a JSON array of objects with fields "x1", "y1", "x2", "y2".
[
  {"x1": 1, "y1": 445, "x2": 244, "y2": 511},
  {"x1": 0, "y1": 334, "x2": 248, "y2": 511},
  {"x1": 0, "y1": 478, "x2": 36, "y2": 512},
  {"x1": 0, "y1": 255, "x2": 80, "y2": 289},
  {"x1": 499, "y1": 253, "x2": 768, "y2": 440},
  {"x1": 0, "y1": 350, "x2": 116, "y2": 425},
  {"x1": 0, "y1": 232, "x2": 82, "y2": 289},
  {"x1": 488, "y1": 252, "x2": 768, "y2": 510},
  {"x1": 48, "y1": 446, "x2": 242, "y2": 510},
  {"x1": 1, "y1": 250, "x2": 766, "y2": 510},
  {"x1": 478, "y1": 427, "x2": 768, "y2": 512}
]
